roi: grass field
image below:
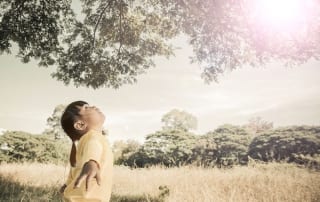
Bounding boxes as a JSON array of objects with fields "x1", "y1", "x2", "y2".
[{"x1": 0, "y1": 163, "x2": 319, "y2": 202}]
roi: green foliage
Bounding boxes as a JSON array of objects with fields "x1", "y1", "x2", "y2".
[
  {"x1": 189, "y1": 135, "x2": 217, "y2": 167},
  {"x1": 161, "y1": 109, "x2": 198, "y2": 132},
  {"x1": 248, "y1": 126, "x2": 320, "y2": 164},
  {"x1": 117, "y1": 110, "x2": 199, "y2": 167},
  {"x1": 0, "y1": 131, "x2": 69, "y2": 164},
  {"x1": 2, "y1": 1, "x2": 320, "y2": 88},
  {"x1": 0, "y1": 0, "x2": 178, "y2": 89},
  {"x1": 121, "y1": 146, "x2": 154, "y2": 168},
  {"x1": 113, "y1": 139, "x2": 141, "y2": 165},
  {"x1": 117, "y1": 122, "x2": 320, "y2": 168},
  {"x1": 203, "y1": 124, "x2": 252, "y2": 167},
  {"x1": 126, "y1": 129, "x2": 196, "y2": 167},
  {"x1": 0, "y1": 0, "x2": 74, "y2": 66},
  {"x1": 54, "y1": 0, "x2": 177, "y2": 89},
  {"x1": 143, "y1": 129, "x2": 195, "y2": 167},
  {"x1": 291, "y1": 153, "x2": 320, "y2": 170}
]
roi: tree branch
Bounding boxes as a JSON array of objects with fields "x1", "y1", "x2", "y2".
[
  {"x1": 118, "y1": 0, "x2": 123, "y2": 56},
  {"x1": 92, "y1": 0, "x2": 113, "y2": 48}
]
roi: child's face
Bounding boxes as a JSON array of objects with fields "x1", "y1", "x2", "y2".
[{"x1": 77, "y1": 104, "x2": 105, "y2": 130}]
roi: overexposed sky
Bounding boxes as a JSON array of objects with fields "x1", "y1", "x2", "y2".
[{"x1": 1, "y1": 33, "x2": 320, "y2": 143}]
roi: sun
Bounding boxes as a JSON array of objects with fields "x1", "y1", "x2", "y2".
[
  {"x1": 259, "y1": 0, "x2": 301, "y2": 22},
  {"x1": 251, "y1": 0, "x2": 308, "y2": 31}
]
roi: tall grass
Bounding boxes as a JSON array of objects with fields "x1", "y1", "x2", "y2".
[{"x1": 0, "y1": 163, "x2": 319, "y2": 202}]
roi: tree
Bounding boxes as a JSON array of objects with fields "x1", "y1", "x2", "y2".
[
  {"x1": 137, "y1": 129, "x2": 196, "y2": 167},
  {"x1": 0, "y1": 131, "x2": 69, "y2": 164},
  {"x1": 112, "y1": 139, "x2": 141, "y2": 165},
  {"x1": 44, "y1": 104, "x2": 66, "y2": 139},
  {"x1": 190, "y1": 135, "x2": 217, "y2": 167},
  {"x1": 248, "y1": 126, "x2": 320, "y2": 164},
  {"x1": 1, "y1": 1, "x2": 320, "y2": 88},
  {"x1": 161, "y1": 109, "x2": 197, "y2": 132},
  {"x1": 244, "y1": 117, "x2": 273, "y2": 136},
  {"x1": 205, "y1": 124, "x2": 252, "y2": 167},
  {"x1": 0, "y1": 0, "x2": 178, "y2": 89},
  {"x1": 180, "y1": 0, "x2": 320, "y2": 82},
  {"x1": 115, "y1": 109, "x2": 198, "y2": 167},
  {"x1": 0, "y1": 0, "x2": 75, "y2": 65}
]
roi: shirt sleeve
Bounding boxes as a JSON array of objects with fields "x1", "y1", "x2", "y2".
[{"x1": 81, "y1": 138, "x2": 103, "y2": 168}]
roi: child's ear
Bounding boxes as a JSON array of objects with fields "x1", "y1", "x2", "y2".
[{"x1": 74, "y1": 120, "x2": 87, "y2": 131}]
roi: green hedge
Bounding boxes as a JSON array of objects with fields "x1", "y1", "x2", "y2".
[{"x1": 0, "y1": 131, "x2": 69, "y2": 164}]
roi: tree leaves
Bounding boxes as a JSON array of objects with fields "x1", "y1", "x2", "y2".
[
  {"x1": 0, "y1": 0, "x2": 74, "y2": 65},
  {"x1": 248, "y1": 126, "x2": 320, "y2": 163},
  {"x1": 44, "y1": 104, "x2": 66, "y2": 140},
  {"x1": 142, "y1": 129, "x2": 196, "y2": 166},
  {"x1": 0, "y1": 131, "x2": 69, "y2": 164},
  {"x1": 1, "y1": 0, "x2": 320, "y2": 88},
  {"x1": 161, "y1": 109, "x2": 197, "y2": 132}
]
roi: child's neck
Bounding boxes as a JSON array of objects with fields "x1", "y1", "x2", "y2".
[{"x1": 88, "y1": 126, "x2": 103, "y2": 133}]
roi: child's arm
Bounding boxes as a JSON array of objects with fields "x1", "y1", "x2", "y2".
[
  {"x1": 73, "y1": 160, "x2": 101, "y2": 191},
  {"x1": 73, "y1": 138, "x2": 103, "y2": 191}
]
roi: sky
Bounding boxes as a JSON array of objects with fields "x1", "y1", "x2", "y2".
[
  {"x1": 1, "y1": 1, "x2": 320, "y2": 143},
  {"x1": 1, "y1": 35, "x2": 320, "y2": 144}
]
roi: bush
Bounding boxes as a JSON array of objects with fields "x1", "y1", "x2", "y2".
[
  {"x1": 0, "y1": 131, "x2": 69, "y2": 164},
  {"x1": 248, "y1": 126, "x2": 320, "y2": 164},
  {"x1": 203, "y1": 124, "x2": 252, "y2": 167},
  {"x1": 137, "y1": 129, "x2": 196, "y2": 167}
]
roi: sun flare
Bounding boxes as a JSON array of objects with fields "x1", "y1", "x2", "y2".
[
  {"x1": 251, "y1": 0, "x2": 311, "y2": 31},
  {"x1": 259, "y1": 0, "x2": 301, "y2": 22}
]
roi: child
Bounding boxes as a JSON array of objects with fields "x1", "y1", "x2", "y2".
[{"x1": 60, "y1": 101, "x2": 113, "y2": 202}]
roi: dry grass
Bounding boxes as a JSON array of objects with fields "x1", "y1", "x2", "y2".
[
  {"x1": 112, "y1": 164, "x2": 320, "y2": 202},
  {"x1": 0, "y1": 162, "x2": 67, "y2": 187},
  {"x1": 0, "y1": 163, "x2": 319, "y2": 202}
]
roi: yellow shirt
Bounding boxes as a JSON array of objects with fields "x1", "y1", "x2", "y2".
[{"x1": 63, "y1": 130, "x2": 114, "y2": 202}]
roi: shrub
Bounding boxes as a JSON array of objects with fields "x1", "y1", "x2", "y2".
[
  {"x1": 248, "y1": 126, "x2": 320, "y2": 164},
  {"x1": 0, "y1": 131, "x2": 69, "y2": 164}
]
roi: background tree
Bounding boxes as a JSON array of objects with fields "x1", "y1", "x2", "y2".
[
  {"x1": 2, "y1": 1, "x2": 320, "y2": 88},
  {"x1": 44, "y1": 104, "x2": 66, "y2": 140},
  {"x1": 113, "y1": 139, "x2": 141, "y2": 165},
  {"x1": 0, "y1": 131, "x2": 69, "y2": 164},
  {"x1": 161, "y1": 109, "x2": 197, "y2": 132},
  {"x1": 139, "y1": 129, "x2": 196, "y2": 167},
  {"x1": 205, "y1": 124, "x2": 252, "y2": 167},
  {"x1": 248, "y1": 126, "x2": 320, "y2": 164},
  {"x1": 190, "y1": 135, "x2": 217, "y2": 167},
  {"x1": 244, "y1": 117, "x2": 273, "y2": 136}
]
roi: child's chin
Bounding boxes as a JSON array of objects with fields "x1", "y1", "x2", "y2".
[{"x1": 101, "y1": 114, "x2": 106, "y2": 122}]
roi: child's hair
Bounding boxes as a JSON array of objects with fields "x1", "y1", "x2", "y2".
[
  {"x1": 61, "y1": 100, "x2": 88, "y2": 141},
  {"x1": 61, "y1": 100, "x2": 88, "y2": 167}
]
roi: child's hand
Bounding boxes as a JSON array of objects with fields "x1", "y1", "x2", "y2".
[{"x1": 74, "y1": 160, "x2": 101, "y2": 191}]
